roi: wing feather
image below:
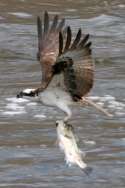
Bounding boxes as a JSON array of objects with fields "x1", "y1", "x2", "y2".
[
  {"x1": 71, "y1": 28, "x2": 82, "y2": 50},
  {"x1": 50, "y1": 15, "x2": 58, "y2": 32},
  {"x1": 57, "y1": 27, "x2": 94, "y2": 99},
  {"x1": 44, "y1": 11, "x2": 49, "y2": 34},
  {"x1": 57, "y1": 18, "x2": 65, "y2": 31},
  {"x1": 37, "y1": 16, "x2": 42, "y2": 41},
  {"x1": 37, "y1": 16, "x2": 42, "y2": 60},
  {"x1": 36, "y1": 11, "x2": 65, "y2": 91},
  {"x1": 36, "y1": 12, "x2": 94, "y2": 98},
  {"x1": 64, "y1": 26, "x2": 72, "y2": 52},
  {"x1": 78, "y1": 34, "x2": 89, "y2": 48},
  {"x1": 59, "y1": 32, "x2": 63, "y2": 56}
]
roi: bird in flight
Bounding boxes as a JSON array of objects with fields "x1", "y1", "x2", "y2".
[{"x1": 17, "y1": 11, "x2": 111, "y2": 121}]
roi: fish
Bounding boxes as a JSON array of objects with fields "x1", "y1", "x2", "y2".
[{"x1": 56, "y1": 120, "x2": 92, "y2": 175}]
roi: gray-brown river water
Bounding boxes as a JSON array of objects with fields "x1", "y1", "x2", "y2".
[{"x1": 0, "y1": 0, "x2": 125, "y2": 187}]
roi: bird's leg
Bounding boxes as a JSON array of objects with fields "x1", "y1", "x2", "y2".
[
  {"x1": 63, "y1": 109, "x2": 72, "y2": 123},
  {"x1": 64, "y1": 113, "x2": 72, "y2": 123},
  {"x1": 56, "y1": 102, "x2": 72, "y2": 123}
]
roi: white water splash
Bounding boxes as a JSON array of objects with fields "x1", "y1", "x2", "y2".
[
  {"x1": 8, "y1": 12, "x2": 32, "y2": 18},
  {"x1": 34, "y1": 114, "x2": 46, "y2": 119},
  {"x1": 6, "y1": 97, "x2": 29, "y2": 103},
  {"x1": 83, "y1": 140, "x2": 96, "y2": 145},
  {"x1": 2, "y1": 110, "x2": 26, "y2": 116},
  {"x1": 2, "y1": 97, "x2": 29, "y2": 116},
  {"x1": 6, "y1": 103, "x2": 24, "y2": 110},
  {"x1": 26, "y1": 102, "x2": 37, "y2": 106}
]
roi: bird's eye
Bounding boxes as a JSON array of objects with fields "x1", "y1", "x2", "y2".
[{"x1": 17, "y1": 91, "x2": 23, "y2": 98}]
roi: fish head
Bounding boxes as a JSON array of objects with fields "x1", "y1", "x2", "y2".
[{"x1": 56, "y1": 120, "x2": 74, "y2": 136}]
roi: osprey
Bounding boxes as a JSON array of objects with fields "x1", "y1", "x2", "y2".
[{"x1": 17, "y1": 11, "x2": 95, "y2": 121}]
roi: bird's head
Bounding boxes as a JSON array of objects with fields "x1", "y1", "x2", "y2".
[{"x1": 17, "y1": 88, "x2": 38, "y2": 98}]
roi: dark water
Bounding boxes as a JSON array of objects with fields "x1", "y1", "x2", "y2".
[{"x1": 0, "y1": 0, "x2": 125, "y2": 187}]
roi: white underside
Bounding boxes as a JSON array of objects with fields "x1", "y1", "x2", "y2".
[
  {"x1": 22, "y1": 86, "x2": 73, "y2": 121},
  {"x1": 39, "y1": 87, "x2": 72, "y2": 105},
  {"x1": 39, "y1": 87, "x2": 73, "y2": 121}
]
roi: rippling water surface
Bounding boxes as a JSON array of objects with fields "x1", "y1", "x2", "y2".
[{"x1": 0, "y1": 0, "x2": 125, "y2": 187}]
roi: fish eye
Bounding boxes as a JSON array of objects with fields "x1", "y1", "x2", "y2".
[{"x1": 66, "y1": 123, "x2": 73, "y2": 130}]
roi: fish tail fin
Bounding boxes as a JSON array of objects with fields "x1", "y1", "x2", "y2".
[
  {"x1": 81, "y1": 166, "x2": 93, "y2": 176},
  {"x1": 76, "y1": 159, "x2": 93, "y2": 176},
  {"x1": 77, "y1": 159, "x2": 87, "y2": 169}
]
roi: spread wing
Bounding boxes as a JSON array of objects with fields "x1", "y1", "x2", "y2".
[
  {"x1": 56, "y1": 27, "x2": 94, "y2": 100},
  {"x1": 37, "y1": 11, "x2": 65, "y2": 91}
]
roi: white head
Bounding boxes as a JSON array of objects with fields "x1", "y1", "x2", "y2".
[{"x1": 17, "y1": 88, "x2": 38, "y2": 98}]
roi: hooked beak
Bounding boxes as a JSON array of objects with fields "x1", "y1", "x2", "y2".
[{"x1": 17, "y1": 91, "x2": 24, "y2": 98}]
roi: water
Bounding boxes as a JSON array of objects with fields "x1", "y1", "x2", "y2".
[{"x1": 0, "y1": 0, "x2": 125, "y2": 187}]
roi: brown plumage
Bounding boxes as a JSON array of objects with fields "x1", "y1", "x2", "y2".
[
  {"x1": 36, "y1": 11, "x2": 65, "y2": 91},
  {"x1": 36, "y1": 11, "x2": 94, "y2": 100},
  {"x1": 17, "y1": 11, "x2": 95, "y2": 121},
  {"x1": 57, "y1": 27, "x2": 94, "y2": 100}
]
